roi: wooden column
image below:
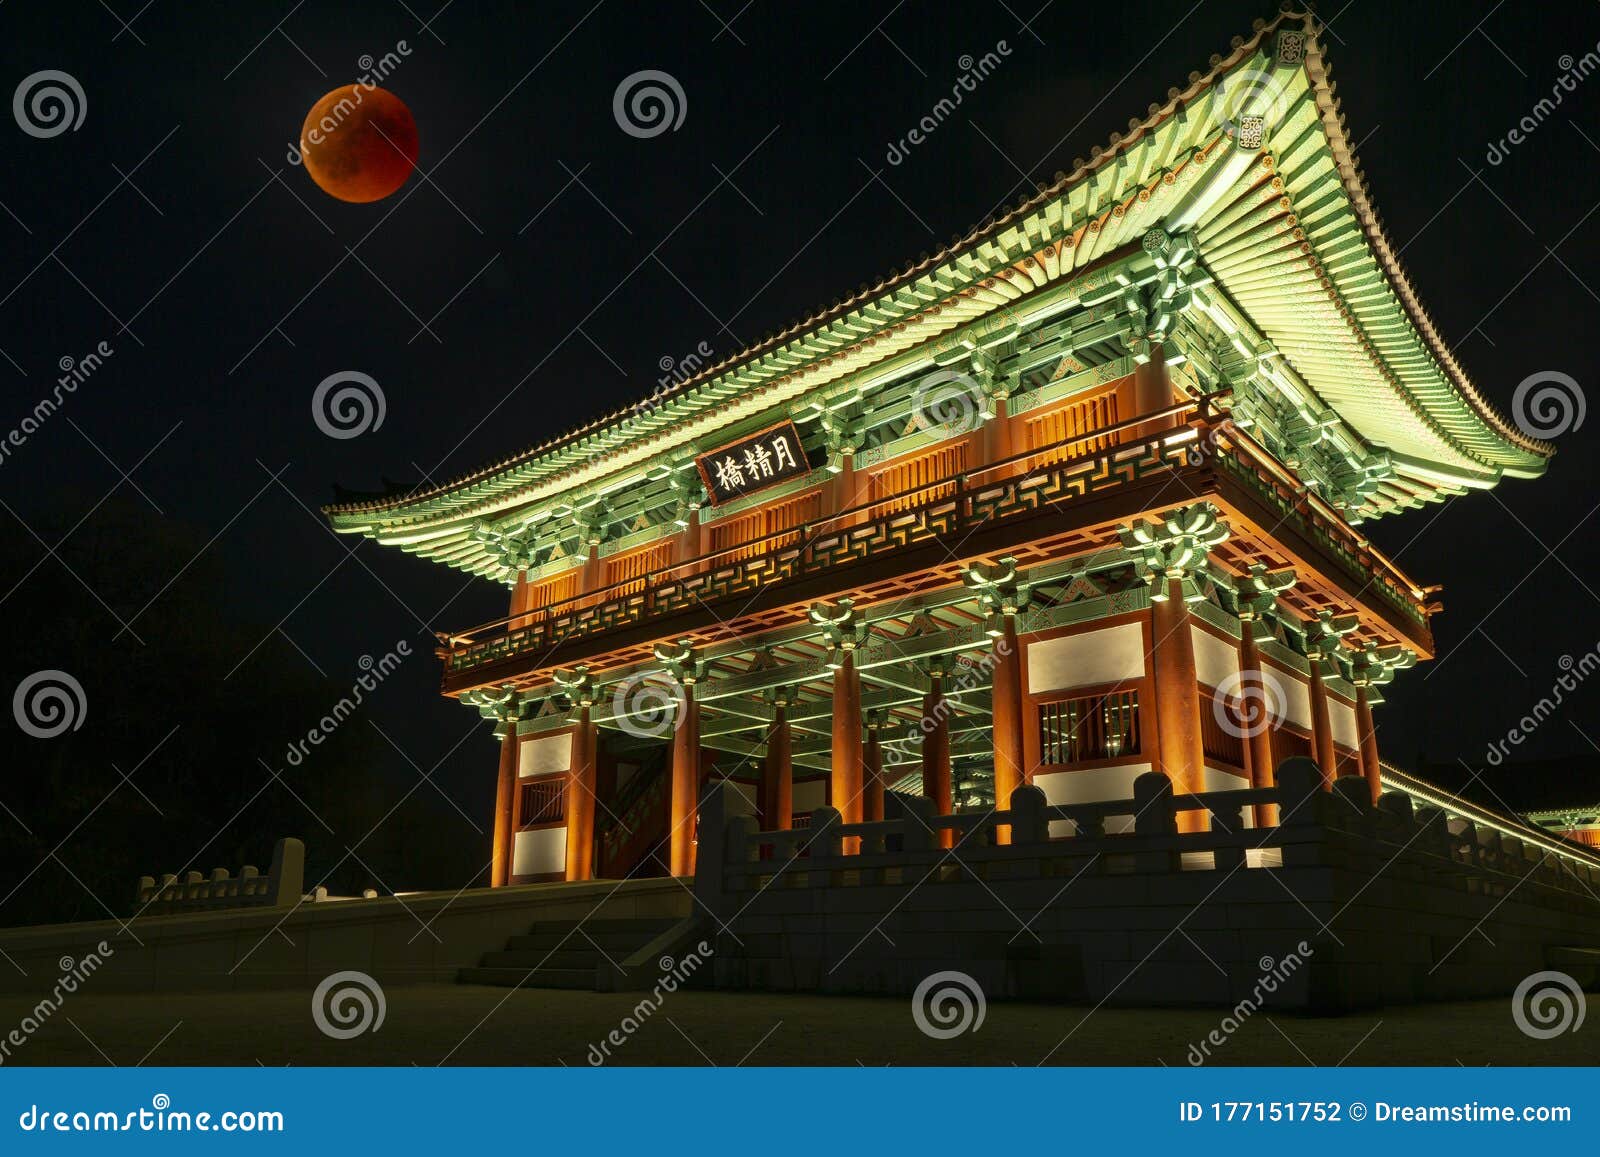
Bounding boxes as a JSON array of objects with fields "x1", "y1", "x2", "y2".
[
  {"x1": 1151, "y1": 576, "x2": 1206, "y2": 831},
  {"x1": 863, "y1": 716, "x2": 885, "y2": 823},
  {"x1": 1356, "y1": 685, "x2": 1382, "y2": 804},
  {"x1": 1307, "y1": 660, "x2": 1337, "y2": 790},
  {"x1": 1238, "y1": 626, "x2": 1278, "y2": 827},
  {"x1": 565, "y1": 710, "x2": 597, "y2": 882},
  {"x1": 761, "y1": 700, "x2": 793, "y2": 830},
  {"x1": 984, "y1": 396, "x2": 1016, "y2": 468},
  {"x1": 674, "y1": 507, "x2": 705, "y2": 570},
  {"x1": 922, "y1": 670, "x2": 954, "y2": 849},
  {"x1": 490, "y1": 726, "x2": 519, "y2": 887},
  {"x1": 669, "y1": 684, "x2": 701, "y2": 876},
  {"x1": 990, "y1": 618, "x2": 1025, "y2": 844},
  {"x1": 1132, "y1": 343, "x2": 1176, "y2": 439},
  {"x1": 831, "y1": 653, "x2": 864, "y2": 824}
]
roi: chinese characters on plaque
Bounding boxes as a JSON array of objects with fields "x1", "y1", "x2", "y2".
[{"x1": 695, "y1": 420, "x2": 809, "y2": 505}]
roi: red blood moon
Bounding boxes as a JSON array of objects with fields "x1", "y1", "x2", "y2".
[{"x1": 300, "y1": 85, "x2": 418, "y2": 203}]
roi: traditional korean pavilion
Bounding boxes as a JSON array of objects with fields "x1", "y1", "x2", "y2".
[{"x1": 325, "y1": 9, "x2": 1554, "y2": 886}]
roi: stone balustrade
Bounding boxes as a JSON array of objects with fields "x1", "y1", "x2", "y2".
[
  {"x1": 136, "y1": 838, "x2": 304, "y2": 913},
  {"x1": 690, "y1": 758, "x2": 1600, "y2": 1010}
]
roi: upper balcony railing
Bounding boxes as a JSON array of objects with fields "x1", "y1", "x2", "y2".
[{"x1": 436, "y1": 400, "x2": 1430, "y2": 681}]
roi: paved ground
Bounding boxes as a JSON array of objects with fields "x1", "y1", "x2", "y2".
[{"x1": 1, "y1": 984, "x2": 1596, "y2": 1066}]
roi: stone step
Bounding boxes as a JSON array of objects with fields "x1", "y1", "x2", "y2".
[
  {"x1": 480, "y1": 948, "x2": 610, "y2": 971},
  {"x1": 457, "y1": 966, "x2": 596, "y2": 990},
  {"x1": 507, "y1": 919, "x2": 678, "y2": 954},
  {"x1": 523, "y1": 917, "x2": 680, "y2": 936}
]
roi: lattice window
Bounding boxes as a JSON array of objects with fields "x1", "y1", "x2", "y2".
[
  {"x1": 603, "y1": 541, "x2": 672, "y2": 597},
  {"x1": 1024, "y1": 385, "x2": 1122, "y2": 462},
  {"x1": 517, "y1": 777, "x2": 566, "y2": 827},
  {"x1": 1199, "y1": 687, "x2": 1247, "y2": 769},
  {"x1": 869, "y1": 443, "x2": 968, "y2": 517},
  {"x1": 708, "y1": 490, "x2": 822, "y2": 564},
  {"x1": 516, "y1": 568, "x2": 579, "y2": 618},
  {"x1": 1036, "y1": 690, "x2": 1141, "y2": 766}
]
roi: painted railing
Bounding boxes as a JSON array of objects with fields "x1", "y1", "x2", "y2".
[
  {"x1": 135, "y1": 837, "x2": 304, "y2": 914},
  {"x1": 438, "y1": 406, "x2": 1430, "y2": 678}
]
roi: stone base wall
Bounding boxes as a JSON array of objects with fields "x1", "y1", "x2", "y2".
[
  {"x1": 697, "y1": 763, "x2": 1600, "y2": 1011},
  {"x1": 0, "y1": 878, "x2": 690, "y2": 995}
]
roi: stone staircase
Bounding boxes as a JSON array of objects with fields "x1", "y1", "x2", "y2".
[{"x1": 458, "y1": 916, "x2": 683, "y2": 990}]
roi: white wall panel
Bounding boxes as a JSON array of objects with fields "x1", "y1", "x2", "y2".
[
  {"x1": 1026, "y1": 623, "x2": 1145, "y2": 694},
  {"x1": 512, "y1": 826, "x2": 567, "y2": 876},
  {"x1": 1192, "y1": 627, "x2": 1241, "y2": 689},
  {"x1": 518, "y1": 732, "x2": 573, "y2": 777}
]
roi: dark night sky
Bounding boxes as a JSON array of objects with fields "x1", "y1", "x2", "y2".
[{"x1": 3, "y1": 1, "x2": 1599, "y2": 895}]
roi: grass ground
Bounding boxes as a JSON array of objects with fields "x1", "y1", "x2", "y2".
[{"x1": 1, "y1": 984, "x2": 1595, "y2": 1066}]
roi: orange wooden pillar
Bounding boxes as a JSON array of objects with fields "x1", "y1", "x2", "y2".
[
  {"x1": 922, "y1": 670, "x2": 954, "y2": 849},
  {"x1": 1307, "y1": 661, "x2": 1337, "y2": 790},
  {"x1": 669, "y1": 685, "x2": 701, "y2": 875},
  {"x1": 1238, "y1": 626, "x2": 1278, "y2": 827},
  {"x1": 490, "y1": 725, "x2": 519, "y2": 887},
  {"x1": 830, "y1": 653, "x2": 864, "y2": 825},
  {"x1": 564, "y1": 709, "x2": 597, "y2": 882},
  {"x1": 863, "y1": 714, "x2": 885, "y2": 823},
  {"x1": 1132, "y1": 343, "x2": 1176, "y2": 439},
  {"x1": 1151, "y1": 576, "x2": 1206, "y2": 831},
  {"x1": 990, "y1": 617, "x2": 1025, "y2": 843},
  {"x1": 762, "y1": 698, "x2": 793, "y2": 830},
  {"x1": 1355, "y1": 685, "x2": 1382, "y2": 803}
]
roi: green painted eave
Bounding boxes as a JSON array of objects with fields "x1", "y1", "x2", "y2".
[{"x1": 325, "y1": 8, "x2": 1550, "y2": 581}]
